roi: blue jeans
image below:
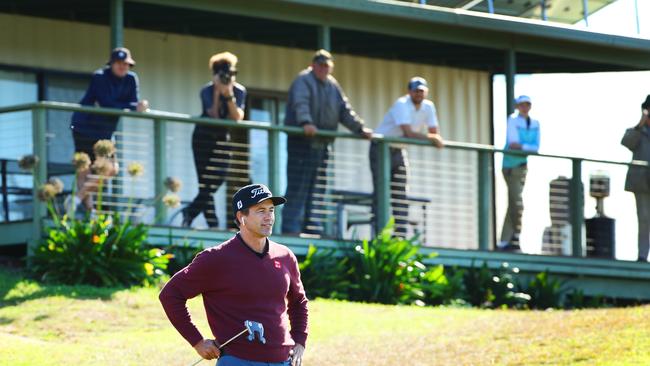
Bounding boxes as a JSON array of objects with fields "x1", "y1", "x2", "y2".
[{"x1": 216, "y1": 355, "x2": 291, "y2": 366}]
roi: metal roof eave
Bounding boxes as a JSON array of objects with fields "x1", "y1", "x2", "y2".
[{"x1": 131, "y1": 0, "x2": 650, "y2": 70}]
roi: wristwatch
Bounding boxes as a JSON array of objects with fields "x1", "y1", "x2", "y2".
[{"x1": 223, "y1": 95, "x2": 235, "y2": 102}]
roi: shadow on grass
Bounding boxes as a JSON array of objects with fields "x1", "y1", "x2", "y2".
[{"x1": 0, "y1": 266, "x2": 125, "y2": 308}]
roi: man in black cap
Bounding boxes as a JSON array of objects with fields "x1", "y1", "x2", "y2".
[
  {"x1": 160, "y1": 184, "x2": 308, "y2": 366},
  {"x1": 282, "y1": 49, "x2": 373, "y2": 235},
  {"x1": 69, "y1": 47, "x2": 149, "y2": 212}
]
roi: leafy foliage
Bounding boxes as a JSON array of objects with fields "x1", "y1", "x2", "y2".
[
  {"x1": 524, "y1": 270, "x2": 564, "y2": 309},
  {"x1": 299, "y1": 244, "x2": 353, "y2": 300},
  {"x1": 31, "y1": 213, "x2": 169, "y2": 287},
  {"x1": 164, "y1": 240, "x2": 204, "y2": 275},
  {"x1": 345, "y1": 220, "x2": 437, "y2": 305}
]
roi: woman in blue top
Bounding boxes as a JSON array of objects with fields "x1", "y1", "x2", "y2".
[{"x1": 499, "y1": 95, "x2": 541, "y2": 252}]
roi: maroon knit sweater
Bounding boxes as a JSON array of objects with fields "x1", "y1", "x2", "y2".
[{"x1": 159, "y1": 234, "x2": 309, "y2": 363}]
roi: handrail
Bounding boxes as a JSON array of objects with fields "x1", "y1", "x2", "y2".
[{"x1": 1, "y1": 101, "x2": 646, "y2": 168}]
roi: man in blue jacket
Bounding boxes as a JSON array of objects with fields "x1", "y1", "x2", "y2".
[{"x1": 69, "y1": 47, "x2": 149, "y2": 212}]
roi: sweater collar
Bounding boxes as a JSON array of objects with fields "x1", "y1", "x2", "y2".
[{"x1": 236, "y1": 232, "x2": 269, "y2": 259}]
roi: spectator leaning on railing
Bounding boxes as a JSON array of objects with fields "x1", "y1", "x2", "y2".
[
  {"x1": 370, "y1": 77, "x2": 444, "y2": 237},
  {"x1": 182, "y1": 52, "x2": 246, "y2": 229},
  {"x1": 498, "y1": 95, "x2": 540, "y2": 252},
  {"x1": 69, "y1": 47, "x2": 149, "y2": 213},
  {"x1": 282, "y1": 49, "x2": 373, "y2": 236},
  {"x1": 621, "y1": 94, "x2": 650, "y2": 263}
]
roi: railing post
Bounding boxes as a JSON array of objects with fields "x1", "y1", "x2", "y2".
[
  {"x1": 154, "y1": 118, "x2": 167, "y2": 225},
  {"x1": 505, "y1": 49, "x2": 516, "y2": 116},
  {"x1": 30, "y1": 106, "x2": 47, "y2": 257},
  {"x1": 478, "y1": 150, "x2": 491, "y2": 251},
  {"x1": 375, "y1": 140, "x2": 391, "y2": 233},
  {"x1": 110, "y1": 0, "x2": 124, "y2": 49},
  {"x1": 317, "y1": 25, "x2": 331, "y2": 51},
  {"x1": 570, "y1": 158, "x2": 584, "y2": 257},
  {"x1": 268, "y1": 128, "x2": 282, "y2": 234}
]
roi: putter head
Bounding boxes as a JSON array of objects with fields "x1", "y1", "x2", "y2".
[{"x1": 244, "y1": 320, "x2": 266, "y2": 344}]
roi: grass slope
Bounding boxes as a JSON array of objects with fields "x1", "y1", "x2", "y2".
[{"x1": 1, "y1": 268, "x2": 648, "y2": 366}]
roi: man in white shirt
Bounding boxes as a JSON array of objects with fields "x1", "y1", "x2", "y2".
[{"x1": 370, "y1": 77, "x2": 444, "y2": 237}]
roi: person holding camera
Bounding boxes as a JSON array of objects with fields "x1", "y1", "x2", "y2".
[
  {"x1": 498, "y1": 95, "x2": 540, "y2": 252},
  {"x1": 621, "y1": 95, "x2": 650, "y2": 262},
  {"x1": 370, "y1": 77, "x2": 444, "y2": 237},
  {"x1": 282, "y1": 49, "x2": 373, "y2": 236},
  {"x1": 182, "y1": 52, "x2": 245, "y2": 228}
]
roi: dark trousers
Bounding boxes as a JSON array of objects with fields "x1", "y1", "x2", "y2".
[
  {"x1": 369, "y1": 142, "x2": 408, "y2": 237},
  {"x1": 281, "y1": 136, "x2": 330, "y2": 235},
  {"x1": 185, "y1": 126, "x2": 231, "y2": 227},
  {"x1": 635, "y1": 192, "x2": 650, "y2": 260},
  {"x1": 501, "y1": 165, "x2": 527, "y2": 244}
]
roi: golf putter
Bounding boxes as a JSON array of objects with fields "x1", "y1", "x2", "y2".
[{"x1": 189, "y1": 320, "x2": 265, "y2": 366}]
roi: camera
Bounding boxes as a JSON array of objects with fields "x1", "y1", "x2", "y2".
[{"x1": 213, "y1": 62, "x2": 237, "y2": 85}]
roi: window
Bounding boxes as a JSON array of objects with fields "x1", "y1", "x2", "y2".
[{"x1": 246, "y1": 90, "x2": 288, "y2": 194}]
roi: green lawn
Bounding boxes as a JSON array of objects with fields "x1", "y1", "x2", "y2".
[{"x1": 1, "y1": 267, "x2": 649, "y2": 366}]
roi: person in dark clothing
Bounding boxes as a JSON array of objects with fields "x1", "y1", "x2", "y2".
[
  {"x1": 182, "y1": 52, "x2": 246, "y2": 228},
  {"x1": 160, "y1": 184, "x2": 308, "y2": 366},
  {"x1": 69, "y1": 47, "x2": 149, "y2": 211},
  {"x1": 282, "y1": 49, "x2": 373, "y2": 236},
  {"x1": 621, "y1": 95, "x2": 650, "y2": 262}
]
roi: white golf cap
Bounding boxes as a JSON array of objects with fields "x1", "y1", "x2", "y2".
[{"x1": 516, "y1": 95, "x2": 532, "y2": 104}]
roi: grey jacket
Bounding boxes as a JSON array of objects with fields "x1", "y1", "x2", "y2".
[
  {"x1": 285, "y1": 68, "x2": 365, "y2": 138},
  {"x1": 622, "y1": 126, "x2": 650, "y2": 193}
]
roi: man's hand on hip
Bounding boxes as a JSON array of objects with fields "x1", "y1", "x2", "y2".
[
  {"x1": 290, "y1": 343, "x2": 305, "y2": 366},
  {"x1": 193, "y1": 339, "x2": 221, "y2": 360}
]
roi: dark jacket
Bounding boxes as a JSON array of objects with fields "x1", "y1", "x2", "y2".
[
  {"x1": 70, "y1": 67, "x2": 140, "y2": 139},
  {"x1": 622, "y1": 126, "x2": 650, "y2": 193},
  {"x1": 284, "y1": 68, "x2": 365, "y2": 140}
]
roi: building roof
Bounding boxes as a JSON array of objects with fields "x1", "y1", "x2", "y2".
[
  {"x1": 404, "y1": 0, "x2": 617, "y2": 24},
  {"x1": 1, "y1": 0, "x2": 648, "y2": 73}
]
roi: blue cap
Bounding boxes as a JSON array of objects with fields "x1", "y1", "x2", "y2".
[
  {"x1": 232, "y1": 184, "x2": 286, "y2": 215},
  {"x1": 516, "y1": 95, "x2": 532, "y2": 104},
  {"x1": 108, "y1": 47, "x2": 135, "y2": 66},
  {"x1": 408, "y1": 77, "x2": 428, "y2": 91}
]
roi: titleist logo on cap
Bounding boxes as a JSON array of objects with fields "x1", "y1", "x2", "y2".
[{"x1": 251, "y1": 187, "x2": 270, "y2": 198}]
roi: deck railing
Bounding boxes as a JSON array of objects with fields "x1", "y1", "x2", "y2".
[{"x1": 0, "y1": 101, "x2": 646, "y2": 259}]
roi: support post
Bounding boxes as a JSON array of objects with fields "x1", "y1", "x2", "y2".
[
  {"x1": 154, "y1": 119, "x2": 167, "y2": 225},
  {"x1": 30, "y1": 106, "x2": 47, "y2": 257},
  {"x1": 582, "y1": 0, "x2": 589, "y2": 27},
  {"x1": 317, "y1": 25, "x2": 331, "y2": 51},
  {"x1": 505, "y1": 49, "x2": 516, "y2": 117},
  {"x1": 487, "y1": 0, "x2": 495, "y2": 14},
  {"x1": 570, "y1": 158, "x2": 584, "y2": 257},
  {"x1": 110, "y1": 0, "x2": 124, "y2": 49},
  {"x1": 268, "y1": 128, "x2": 282, "y2": 234},
  {"x1": 375, "y1": 140, "x2": 391, "y2": 233},
  {"x1": 478, "y1": 150, "x2": 492, "y2": 251}
]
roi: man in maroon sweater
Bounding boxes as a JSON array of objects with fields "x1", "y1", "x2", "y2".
[{"x1": 159, "y1": 184, "x2": 308, "y2": 365}]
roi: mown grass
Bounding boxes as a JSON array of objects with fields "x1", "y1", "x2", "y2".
[{"x1": 1, "y1": 267, "x2": 649, "y2": 365}]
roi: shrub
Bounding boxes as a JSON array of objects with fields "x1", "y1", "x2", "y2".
[
  {"x1": 164, "y1": 240, "x2": 204, "y2": 275},
  {"x1": 32, "y1": 212, "x2": 169, "y2": 287},
  {"x1": 524, "y1": 270, "x2": 565, "y2": 309},
  {"x1": 345, "y1": 219, "x2": 438, "y2": 305},
  {"x1": 299, "y1": 244, "x2": 352, "y2": 300}
]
